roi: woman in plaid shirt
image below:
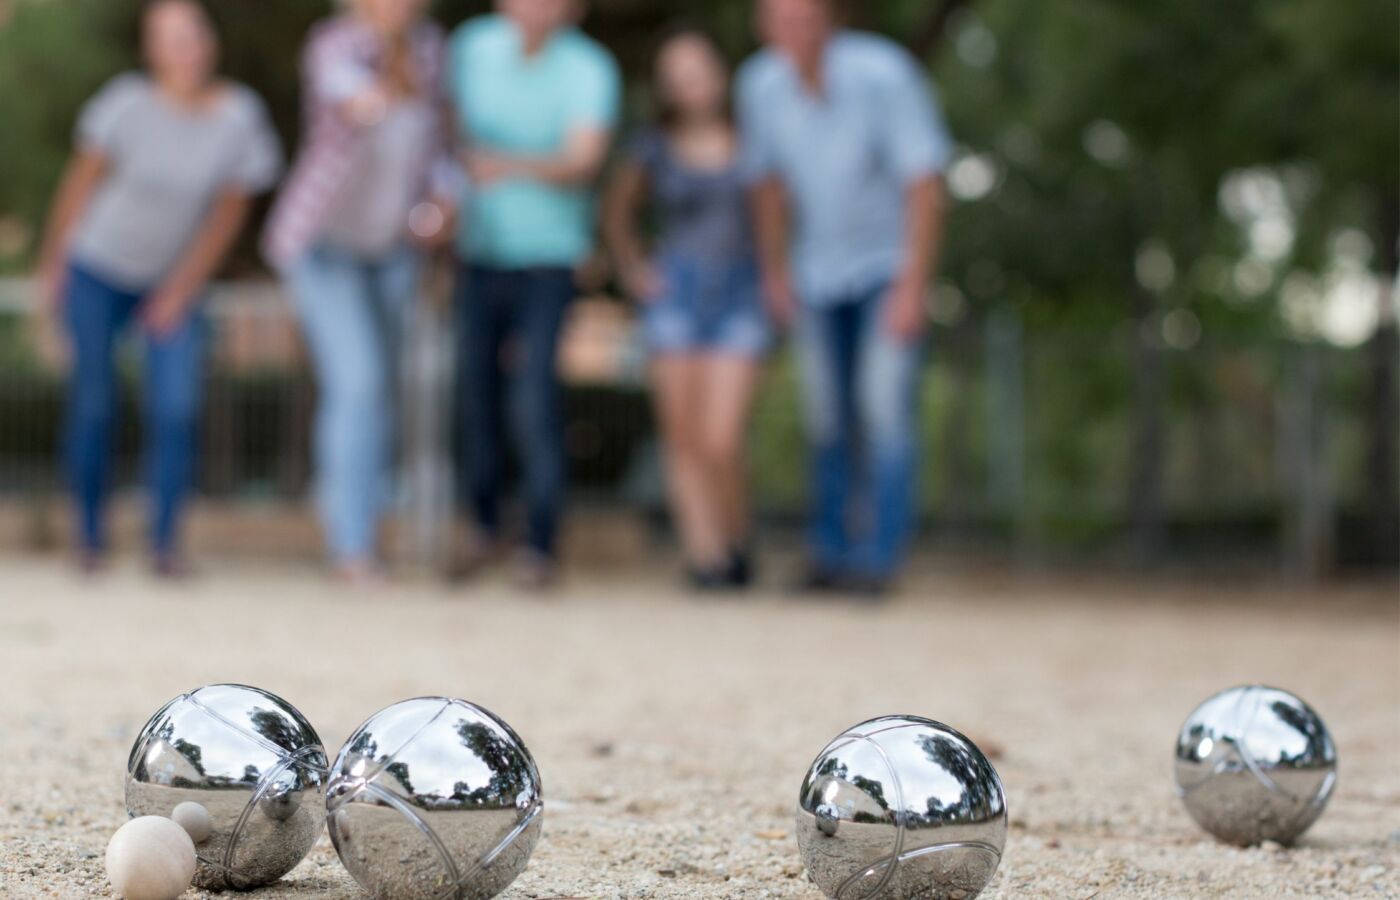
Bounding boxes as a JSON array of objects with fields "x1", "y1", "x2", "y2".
[{"x1": 264, "y1": 0, "x2": 457, "y2": 585}]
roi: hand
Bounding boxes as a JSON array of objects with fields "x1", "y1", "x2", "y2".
[
  {"x1": 407, "y1": 200, "x2": 456, "y2": 251},
  {"x1": 465, "y1": 150, "x2": 516, "y2": 187},
  {"x1": 621, "y1": 261, "x2": 665, "y2": 303},
  {"x1": 762, "y1": 267, "x2": 798, "y2": 331},
  {"x1": 31, "y1": 262, "x2": 70, "y2": 370},
  {"x1": 883, "y1": 277, "x2": 927, "y2": 343},
  {"x1": 36, "y1": 259, "x2": 67, "y2": 311},
  {"x1": 344, "y1": 86, "x2": 391, "y2": 127},
  {"x1": 33, "y1": 312, "x2": 70, "y2": 371},
  {"x1": 142, "y1": 281, "x2": 195, "y2": 338}
]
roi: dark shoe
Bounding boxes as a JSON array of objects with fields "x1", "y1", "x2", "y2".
[
  {"x1": 448, "y1": 530, "x2": 501, "y2": 582},
  {"x1": 789, "y1": 563, "x2": 847, "y2": 595},
  {"x1": 334, "y1": 558, "x2": 386, "y2": 589},
  {"x1": 686, "y1": 565, "x2": 733, "y2": 593},
  {"x1": 725, "y1": 546, "x2": 756, "y2": 589},
  {"x1": 514, "y1": 550, "x2": 560, "y2": 591},
  {"x1": 76, "y1": 548, "x2": 104, "y2": 577},
  {"x1": 152, "y1": 554, "x2": 195, "y2": 580},
  {"x1": 843, "y1": 572, "x2": 895, "y2": 600}
]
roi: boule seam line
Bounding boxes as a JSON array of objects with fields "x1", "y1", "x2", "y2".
[
  {"x1": 455, "y1": 799, "x2": 544, "y2": 886},
  {"x1": 1233, "y1": 689, "x2": 1294, "y2": 800},
  {"x1": 351, "y1": 698, "x2": 454, "y2": 788},
  {"x1": 186, "y1": 692, "x2": 328, "y2": 774},
  {"x1": 327, "y1": 758, "x2": 545, "y2": 896},
  {"x1": 356, "y1": 780, "x2": 465, "y2": 891},
  {"x1": 222, "y1": 745, "x2": 326, "y2": 888},
  {"x1": 833, "y1": 733, "x2": 905, "y2": 900}
]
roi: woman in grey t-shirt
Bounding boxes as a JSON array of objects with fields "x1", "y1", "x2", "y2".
[{"x1": 34, "y1": 0, "x2": 282, "y2": 576}]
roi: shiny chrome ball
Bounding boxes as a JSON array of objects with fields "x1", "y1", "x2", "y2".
[
  {"x1": 796, "y1": 716, "x2": 1007, "y2": 900},
  {"x1": 326, "y1": 698, "x2": 543, "y2": 900},
  {"x1": 1174, "y1": 684, "x2": 1337, "y2": 846},
  {"x1": 124, "y1": 684, "x2": 328, "y2": 890}
]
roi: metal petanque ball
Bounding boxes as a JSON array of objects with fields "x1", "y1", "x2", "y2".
[
  {"x1": 326, "y1": 697, "x2": 543, "y2": 900},
  {"x1": 1174, "y1": 684, "x2": 1337, "y2": 846},
  {"x1": 796, "y1": 716, "x2": 1007, "y2": 900},
  {"x1": 125, "y1": 683, "x2": 329, "y2": 891}
]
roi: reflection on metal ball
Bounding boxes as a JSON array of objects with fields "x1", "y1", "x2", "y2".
[
  {"x1": 326, "y1": 697, "x2": 543, "y2": 900},
  {"x1": 1175, "y1": 684, "x2": 1337, "y2": 846},
  {"x1": 124, "y1": 684, "x2": 328, "y2": 890},
  {"x1": 796, "y1": 716, "x2": 1008, "y2": 900}
]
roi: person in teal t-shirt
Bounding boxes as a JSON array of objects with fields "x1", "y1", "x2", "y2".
[{"x1": 446, "y1": 0, "x2": 621, "y2": 588}]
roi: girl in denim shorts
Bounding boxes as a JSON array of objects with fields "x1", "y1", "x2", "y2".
[{"x1": 603, "y1": 24, "x2": 770, "y2": 590}]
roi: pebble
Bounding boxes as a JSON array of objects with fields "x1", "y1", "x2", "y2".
[{"x1": 105, "y1": 817, "x2": 195, "y2": 900}]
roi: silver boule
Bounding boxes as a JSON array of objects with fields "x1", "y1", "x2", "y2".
[
  {"x1": 125, "y1": 684, "x2": 328, "y2": 890},
  {"x1": 326, "y1": 697, "x2": 543, "y2": 900},
  {"x1": 1174, "y1": 684, "x2": 1337, "y2": 846},
  {"x1": 796, "y1": 716, "x2": 1007, "y2": 900}
]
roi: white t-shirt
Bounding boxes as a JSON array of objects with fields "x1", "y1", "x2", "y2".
[{"x1": 69, "y1": 73, "x2": 283, "y2": 288}]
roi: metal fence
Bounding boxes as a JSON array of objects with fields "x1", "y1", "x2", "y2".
[{"x1": 0, "y1": 277, "x2": 1393, "y2": 575}]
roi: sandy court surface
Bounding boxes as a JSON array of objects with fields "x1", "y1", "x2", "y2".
[{"x1": 0, "y1": 555, "x2": 1396, "y2": 898}]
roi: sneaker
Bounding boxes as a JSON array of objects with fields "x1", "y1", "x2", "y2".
[
  {"x1": 448, "y1": 530, "x2": 502, "y2": 582},
  {"x1": 725, "y1": 546, "x2": 756, "y2": 589},
  {"x1": 76, "y1": 548, "x2": 104, "y2": 577},
  {"x1": 789, "y1": 563, "x2": 847, "y2": 595},
  {"x1": 333, "y1": 558, "x2": 385, "y2": 589},
  {"x1": 842, "y1": 572, "x2": 895, "y2": 601},
  {"x1": 152, "y1": 554, "x2": 196, "y2": 580},
  {"x1": 514, "y1": 550, "x2": 560, "y2": 591},
  {"x1": 686, "y1": 565, "x2": 732, "y2": 593}
]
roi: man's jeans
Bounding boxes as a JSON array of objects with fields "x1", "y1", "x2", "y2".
[
  {"x1": 457, "y1": 265, "x2": 574, "y2": 559},
  {"x1": 795, "y1": 285, "x2": 923, "y2": 579}
]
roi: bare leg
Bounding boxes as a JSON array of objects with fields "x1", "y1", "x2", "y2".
[
  {"x1": 696, "y1": 354, "x2": 763, "y2": 553},
  {"x1": 651, "y1": 355, "x2": 728, "y2": 568}
]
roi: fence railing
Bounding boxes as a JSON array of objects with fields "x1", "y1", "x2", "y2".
[{"x1": 0, "y1": 276, "x2": 1393, "y2": 575}]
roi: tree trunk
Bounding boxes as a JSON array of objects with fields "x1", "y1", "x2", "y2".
[{"x1": 1129, "y1": 285, "x2": 1166, "y2": 564}]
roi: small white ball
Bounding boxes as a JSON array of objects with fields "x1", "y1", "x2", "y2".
[
  {"x1": 105, "y1": 816, "x2": 196, "y2": 900},
  {"x1": 170, "y1": 802, "x2": 212, "y2": 844}
]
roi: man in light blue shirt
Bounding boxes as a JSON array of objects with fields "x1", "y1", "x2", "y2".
[
  {"x1": 446, "y1": 0, "x2": 621, "y2": 586},
  {"x1": 739, "y1": 0, "x2": 953, "y2": 593}
]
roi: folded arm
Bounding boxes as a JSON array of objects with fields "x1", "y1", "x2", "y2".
[{"x1": 467, "y1": 126, "x2": 611, "y2": 189}]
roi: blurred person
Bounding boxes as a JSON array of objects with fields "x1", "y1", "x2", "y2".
[
  {"x1": 34, "y1": 0, "x2": 282, "y2": 576},
  {"x1": 446, "y1": 0, "x2": 621, "y2": 588},
  {"x1": 602, "y1": 25, "x2": 768, "y2": 591},
  {"x1": 739, "y1": 0, "x2": 952, "y2": 595},
  {"x1": 263, "y1": 0, "x2": 456, "y2": 585}
]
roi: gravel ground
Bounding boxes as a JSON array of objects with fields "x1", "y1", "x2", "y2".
[{"x1": 0, "y1": 555, "x2": 1396, "y2": 898}]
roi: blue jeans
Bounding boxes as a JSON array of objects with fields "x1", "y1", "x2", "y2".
[
  {"x1": 644, "y1": 254, "x2": 770, "y2": 358},
  {"x1": 795, "y1": 285, "x2": 924, "y2": 579},
  {"x1": 63, "y1": 262, "x2": 206, "y2": 556},
  {"x1": 288, "y1": 245, "x2": 419, "y2": 562},
  {"x1": 457, "y1": 265, "x2": 573, "y2": 558}
]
